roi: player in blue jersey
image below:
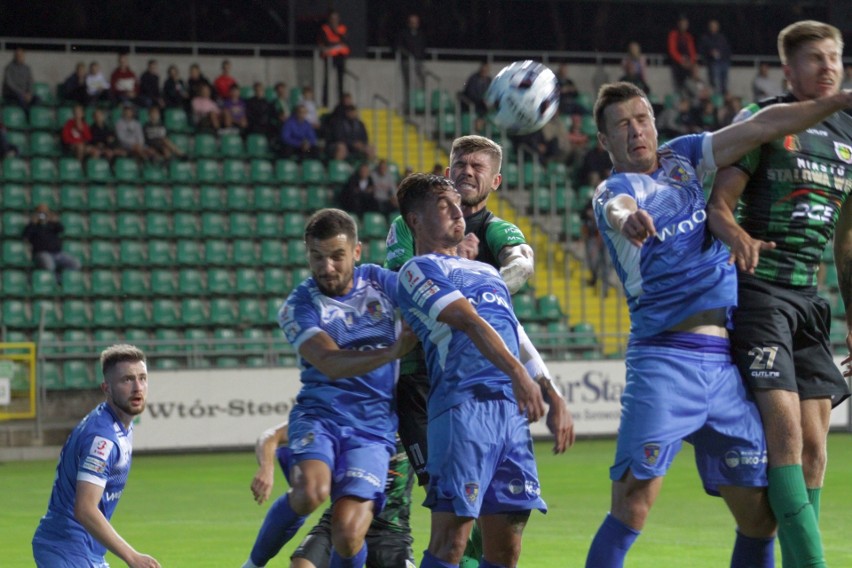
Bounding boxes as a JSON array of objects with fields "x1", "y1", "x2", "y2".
[
  {"x1": 241, "y1": 208, "x2": 418, "y2": 568},
  {"x1": 395, "y1": 173, "x2": 558, "y2": 568},
  {"x1": 584, "y1": 81, "x2": 852, "y2": 568},
  {"x1": 32, "y1": 344, "x2": 160, "y2": 568}
]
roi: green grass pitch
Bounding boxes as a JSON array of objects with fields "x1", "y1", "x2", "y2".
[{"x1": 3, "y1": 435, "x2": 851, "y2": 566}]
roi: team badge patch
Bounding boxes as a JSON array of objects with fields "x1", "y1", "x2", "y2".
[
  {"x1": 293, "y1": 432, "x2": 315, "y2": 450},
  {"x1": 668, "y1": 165, "x2": 690, "y2": 183},
  {"x1": 784, "y1": 135, "x2": 800, "y2": 153},
  {"x1": 89, "y1": 436, "x2": 114, "y2": 460},
  {"x1": 834, "y1": 142, "x2": 852, "y2": 164},
  {"x1": 366, "y1": 300, "x2": 383, "y2": 321},
  {"x1": 642, "y1": 443, "x2": 661, "y2": 466},
  {"x1": 464, "y1": 482, "x2": 479, "y2": 503}
]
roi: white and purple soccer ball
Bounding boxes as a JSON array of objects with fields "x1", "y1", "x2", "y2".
[{"x1": 485, "y1": 60, "x2": 560, "y2": 135}]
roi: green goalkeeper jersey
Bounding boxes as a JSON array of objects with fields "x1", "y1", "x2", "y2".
[{"x1": 732, "y1": 94, "x2": 852, "y2": 287}]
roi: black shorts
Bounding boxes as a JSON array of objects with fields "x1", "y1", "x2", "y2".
[
  {"x1": 732, "y1": 275, "x2": 850, "y2": 407},
  {"x1": 291, "y1": 509, "x2": 415, "y2": 568},
  {"x1": 396, "y1": 372, "x2": 430, "y2": 485}
]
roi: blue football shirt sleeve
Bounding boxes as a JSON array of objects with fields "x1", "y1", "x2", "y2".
[
  {"x1": 593, "y1": 177, "x2": 633, "y2": 230},
  {"x1": 398, "y1": 257, "x2": 463, "y2": 321},
  {"x1": 278, "y1": 285, "x2": 322, "y2": 350},
  {"x1": 76, "y1": 433, "x2": 115, "y2": 487}
]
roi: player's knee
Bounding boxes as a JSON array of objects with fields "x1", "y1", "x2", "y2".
[
  {"x1": 428, "y1": 531, "x2": 469, "y2": 563},
  {"x1": 290, "y1": 483, "x2": 330, "y2": 514},
  {"x1": 330, "y1": 526, "x2": 366, "y2": 557}
]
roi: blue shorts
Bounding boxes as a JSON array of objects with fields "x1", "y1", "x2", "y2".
[
  {"x1": 613, "y1": 344, "x2": 768, "y2": 495},
  {"x1": 288, "y1": 407, "x2": 393, "y2": 509},
  {"x1": 424, "y1": 397, "x2": 547, "y2": 518},
  {"x1": 33, "y1": 542, "x2": 109, "y2": 568}
]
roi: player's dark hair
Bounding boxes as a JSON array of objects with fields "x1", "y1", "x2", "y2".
[
  {"x1": 397, "y1": 173, "x2": 456, "y2": 231},
  {"x1": 593, "y1": 81, "x2": 653, "y2": 133},
  {"x1": 304, "y1": 208, "x2": 358, "y2": 243},
  {"x1": 777, "y1": 20, "x2": 843, "y2": 65},
  {"x1": 450, "y1": 135, "x2": 502, "y2": 174},
  {"x1": 101, "y1": 344, "x2": 146, "y2": 379}
]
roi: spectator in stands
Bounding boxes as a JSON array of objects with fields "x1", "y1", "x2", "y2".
[
  {"x1": 460, "y1": 61, "x2": 491, "y2": 116},
  {"x1": 581, "y1": 193, "x2": 614, "y2": 295},
  {"x1": 213, "y1": 59, "x2": 237, "y2": 101},
  {"x1": 115, "y1": 103, "x2": 158, "y2": 161},
  {"x1": 327, "y1": 104, "x2": 372, "y2": 161},
  {"x1": 2, "y1": 47, "x2": 39, "y2": 114},
  {"x1": 318, "y1": 9, "x2": 350, "y2": 107},
  {"x1": 139, "y1": 59, "x2": 164, "y2": 109},
  {"x1": 540, "y1": 108, "x2": 580, "y2": 166},
  {"x1": 511, "y1": 128, "x2": 550, "y2": 166},
  {"x1": 556, "y1": 63, "x2": 586, "y2": 116},
  {"x1": 144, "y1": 106, "x2": 184, "y2": 161},
  {"x1": 430, "y1": 163, "x2": 443, "y2": 176},
  {"x1": 620, "y1": 41, "x2": 651, "y2": 94},
  {"x1": 566, "y1": 113, "x2": 590, "y2": 151},
  {"x1": 222, "y1": 84, "x2": 248, "y2": 133},
  {"x1": 90, "y1": 108, "x2": 127, "y2": 162},
  {"x1": 110, "y1": 53, "x2": 140, "y2": 106},
  {"x1": 718, "y1": 93, "x2": 743, "y2": 127},
  {"x1": 191, "y1": 83, "x2": 225, "y2": 132},
  {"x1": 163, "y1": 65, "x2": 190, "y2": 109},
  {"x1": 270, "y1": 81, "x2": 290, "y2": 133},
  {"x1": 695, "y1": 96, "x2": 720, "y2": 132},
  {"x1": 61, "y1": 104, "x2": 100, "y2": 162},
  {"x1": 698, "y1": 19, "x2": 732, "y2": 96},
  {"x1": 187, "y1": 63, "x2": 213, "y2": 100},
  {"x1": 22, "y1": 204, "x2": 81, "y2": 282},
  {"x1": 280, "y1": 103, "x2": 319, "y2": 160},
  {"x1": 682, "y1": 66, "x2": 711, "y2": 103},
  {"x1": 85, "y1": 61, "x2": 110, "y2": 104},
  {"x1": 339, "y1": 162, "x2": 378, "y2": 215},
  {"x1": 656, "y1": 96, "x2": 700, "y2": 139},
  {"x1": 61, "y1": 62, "x2": 89, "y2": 105},
  {"x1": 667, "y1": 15, "x2": 697, "y2": 94},
  {"x1": 752, "y1": 62, "x2": 781, "y2": 100},
  {"x1": 575, "y1": 138, "x2": 612, "y2": 188},
  {"x1": 297, "y1": 85, "x2": 320, "y2": 130},
  {"x1": 397, "y1": 12, "x2": 427, "y2": 111},
  {"x1": 370, "y1": 159, "x2": 398, "y2": 214},
  {"x1": 245, "y1": 81, "x2": 273, "y2": 136}
]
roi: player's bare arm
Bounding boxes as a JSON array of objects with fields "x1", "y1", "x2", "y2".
[
  {"x1": 251, "y1": 423, "x2": 288, "y2": 504},
  {"x1": 834, "y1": 198, "x2": 852, "y2": 375},
  {"x1": 707, "y1": 167, "x2": 776, "y2": 273},
  {"x1": 437, "y1": 297, "x2": 546, "y2": 421},
  {"x1": 497, "y1": 243, "x2": 535, "y2": 294},
  {"x1": 75, "y1": 481, "x2": 161, "y2": 568},
  {"x1": 605, "y1": 194, "x2": 656, "y2": 247},
  {"x1": 711, "y1": 89, "x2": 852, "y2": 168},
  {"x1": 298, "y1": 325, "x2": 419, "y2": 380}
]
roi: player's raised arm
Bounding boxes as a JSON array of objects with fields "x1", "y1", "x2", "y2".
[
  {"x1": 297, "y1": 325, "x2": 418, "y2": 380},
  {"x1": 605, "y1": 194, "x2": 656, "y2": 247},
  {"x1": 497, "y1": 243, "x2": 535, "y2": 294}
]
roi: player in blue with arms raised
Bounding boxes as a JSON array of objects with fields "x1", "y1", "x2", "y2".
[
  {"x1": 241, "y1": 208, "x2": 417, "y2": 568},
  {"x1": 584, "y1": 81, "x2": 852, "y2": 568},
  {"x1": 32, "y1": 344, "x2": 159, "y2": 568}
]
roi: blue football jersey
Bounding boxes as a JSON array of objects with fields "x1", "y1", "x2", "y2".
[
  {"x1": 396, "y1": 254, "x2": 518, "y2": 417},
  {"x1": 279, "y1": 263, "x2": 401, "y2": 442},
  {"x1": 594, "y1": 133, "x2": 736, "y2": 338},
  {"x1": 33, "y1": 403, "x2": 133, "y2": 559}
]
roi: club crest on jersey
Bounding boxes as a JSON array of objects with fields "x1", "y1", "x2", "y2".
[
  {"x1": 784, "y1": 135, "x2": 800, "y2": 153},
  {"x1": 464, "y1": 482, "x2": 479, "y2": 503},
  {"x1": 643, "y1": 443, "x2": 661, "y2": 465},
  {"x1": 667, "y1": 164, "x2": 690, "y2": 184},
  {"x1": 834, "y1": 142, "x2": 852, "y2": 164},
  {"x1": 366, "y1": 300, "x2": 384, "y2": 321},
  {"x1": 293, "y1": 432, "x2": 315, "y2": 450}
]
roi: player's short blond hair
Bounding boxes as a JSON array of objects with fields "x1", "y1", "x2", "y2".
[
  {"x1": 777, "y1": 20, "x2": 843, "y2": 65},
  {"x1": 450, "y1": 135, "x2": 503, "y2": 174},
  {"x1": 100, "y1": 344, "x2": 146, "y2": 379}
]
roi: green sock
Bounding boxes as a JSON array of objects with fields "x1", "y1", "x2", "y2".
[
  {"x1": 460, "y1": 521, "x2": 483, "y2": 566},
  {"x1": 768, "y1": 465, "x2": 826, "y2": 568},
  {"x1": 807, "y1": 487, "x2": 821, "y2": 521}
]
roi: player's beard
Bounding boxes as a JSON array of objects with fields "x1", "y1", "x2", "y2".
[
  {"x1": 460, "y1": 189, "x2": 488, "y2": 209},
  {"x1": 112, "y1": 394, "x2": 146, "y2": 416}
]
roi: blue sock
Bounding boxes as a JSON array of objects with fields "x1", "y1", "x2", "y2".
[
  {"x1": 478, "y1": 559, "x2": 505, "y2": 568},
  {"x1": 248, "y1": 493, "x2": 307, "y2": 566},
  {"x1": 421, "y1": 550, "x2": 459, "y2": 568},
  {"x1": 329, "y1": 542, "x2": 368, "y2": 568},
  {"x1": 730, "y1": 531, "x2": 775, "y2": 568},
  {"x1": 585, "y1": 513, "x2": 640, "y2": 568}
]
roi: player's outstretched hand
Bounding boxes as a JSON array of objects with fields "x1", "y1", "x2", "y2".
[
  {"x1": 128, "y1": 553, "x2": 161, "y2": 568},
  {"x1": 514, "y1": 375, "x2": 546, "y2": 422},
  {"x1": 546, "y1": 396, "x2": 575, "y2": 454},
  {"x1": 251, "y1": 465, "x2": 275, "y2": 504},
  {"x1": 728, "y1": 232, "x2": 775, "y2": 273},
  {"x1": 842, "y1": 331, "x2": 852, "y2": 377},
  {"x1": 456, "y1": 233, "x2": 480, "y2": 259},
  {"x1": 621, "y1": 209, "x2": 656, "y2": 247}
]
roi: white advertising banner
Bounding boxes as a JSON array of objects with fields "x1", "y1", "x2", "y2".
[{"x1": 830, "y1": 356, "x2": 850, "y2": 428}]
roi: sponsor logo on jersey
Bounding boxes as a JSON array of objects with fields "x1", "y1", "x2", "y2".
[
  {"x1": 345, "y1": 467, "x2": 383, "y2": 488},
  {"x1": 89, "y1": 436, "x2": 114, "y2": 460},
  {"x1": 386, "y1": 223, "x2": 398, "y2": 246},
  {"x1": 834, "y1": 142, "x2": 852, "y2": 164},
  {"x1": 412, "y1": 280, "x2": 439, "y2": 307},
  {"x1": 82, "y1": 455, "x2": 107, "y2": 474},
  {"x1": 655, "y1": 209, "x2": 707, "y2": 242},
  {"x1": 724, "y1": 449, "x2": 767, "y2": 468},
  {"x1": 104, "y1": 490, "x2": 123, "y2": 502},
  {"x1": 806, "y1": 128, "x2": 829, "y2": 137},
  {"x1": 643, "y1": 443, "x2": 661, "y2": 465},
  {"x1": 784, "y1": 135, "x2": 800, "y2": 153},
  {"x1": 401, "y1": 263, "x2": 425, "y2": 293},
  {"x1": 508, "y1": 479, "x2": 524, "y2": 495},
  {"x1": 464, "y1": 482, "x2": 479, "y2": 503}
]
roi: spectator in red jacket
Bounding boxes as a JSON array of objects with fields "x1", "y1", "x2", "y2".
[
  {"x1": 110, "y1": 52, "x2": 140, "y2": 105},
  {"x1": 213, "y1": 59, "x2": 237, "y2": 101},
  {"x1": 667, "y1": 15, "x2": 697, "y2": 94},
  {"x1": 60, "y1": 104, "x2": 100, "y2": 161}
]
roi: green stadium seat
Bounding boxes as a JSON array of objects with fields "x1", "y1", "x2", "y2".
[
  {"x1": 215, "y1": 357, "x2": 241, "y2": 368},
  {"x1": 125, "y1": 329, "x2": 151, "y2": 349},
  {"x1": 57, "y1": 157, "x2": 83, "y2": 183},
  {"x1": 201, "y1": 212, "x2": 228, "y2": 237},
  {"x1": 289, "y1": 267, "x2": 312, "y2": 287},
  {"x1": 282, "y1": 212, "x2": 306, "y2": 239},
  {"x1": 152, "y1": 357, "x2": 182, "y2": 369},
  {"x1": 235, "y1": 268, "x2": 261, "y2": 295},
  {"x1": 34, "y1": 82, "x2": 56, "y2": 105},
  {"x1": 238, "y1": 298, "x2": 265, "y2": 324},
  {"x1": 255, "y1": 212, "x2": 280, "y2": 238},
  {"x1": 275, "y1": 159, "x2": 300, "y2": 184},
  {"x1": 31, "y1": 270, "x2": 58, "y2": 296},
  {"x1": 502, "y1": 162, "x2": 519, "y2": 187},
  {"x1": 31, "y1": 157, "x2": 58, "y2": 182},
  {"x1": 59, "y1": 184, "x2": 87, "y2": 210},
  {"x1": 3, "y1": 300, "x2": 30, "y2": 328},
  {"x1": 176, "y1": 240, "x2": 204, "y2": 266},
  {"x1": 409, "y1": 88, "x2": 426, "y2": 114},
  {"x1": 245, "y1": 356, "x2": 267, "y2": 368},
  {"x1": 250, "y1": 159, "x2": 274, "y2": 184},
  {"x1": 204, "y1": 239, "x2": 231, "y2": 266},
  {"x1": 199, "y1": 186, "x2": 224, "y2": 210},
  {"x1": 3, "y1": 183, "x2": 29, "y2": 210},
  {"x1": 260, "y1": 240, "x2": 284, "y2": 265},
  {"x1": 88, "y1": 185, "x2": 116, "y2": 210},
  {"x1": 263, "y1": 268, "x2": 288, "y2": 295},
  {"x1": 89, "y1": 240, "x2": 119, "y2": 268},
  {"x1": 327, "y1": 160, "x2": 353, "y2": 184},
  {"x1": 3, "y1": 106, "x2": 27, "y2": 130},
  {"x1": 179, "y1": 269, "x2": 206, "y2": 295},
  {"x1": 35, "y1": 330, "x2": 60, "y2": 356},
  {"x1": 173, "y1": 213, "x2": 201, "y2": 238},
  {"x1": 40, "y1": 361, "x2": 63, "y2": 389},
  {"x1": 142, "y1": 163, "x2": 167, "y2": 183},
  {"x1": 164, "y1": 108, "x2": 190, "y2": 133},
  {"x1": 29, "y1": 131, "x2": 60, "y2": 157},
  {"x1": 226, "y1": 185, "x2": 253, "y2": 211},
  {"x1": 114, "y1": 158, "x2": 141, "y2": 183},
  {"x1": 89, "y1": 212, "x2": 117, "y2": 239},
  {"x1": 219, "y1": 134, "x2": 245, "y2": 158},
  {"x1": 242, "y1": 327, "x2": 269, "y2": 352},
  {"x1": 116, "y1": 212, "x2": 145, "y2": 238},
  {"x1": 152, "y1": 299, "x2": 180, "y2": 327},
  {"x1": 31, "y1": 185, "x2": 57, "y2": 210},
  {"x1": 169, "y1": 160, "x2": 194, "y2": 183},
  {"x1": 285, "y1": 239, "x2": 308, "y2": 267},
  {"x1": 147, "y1": 240, "x2": 175, "y2": 267},
  {"x1": 196, "y1": 159, "x2": 220, "y2": 183},
  {"x1": 364, "y1": 239, "x2": 387, "y2": 264},
  {"x1": 61, "y1": 270, "x2": 88, "y2": 297},
  {"x1": 2, "y1": 240, "x2": 30, "y2": 267},
  {"x1": 32, "y1": 299, "x2": 59, "y2": 327},
  {"x1": 544, "y1": 320, "x2": 571, "y2": 349},
  {"x1": 431, "y1": 89, "x2": 456, "y2": 113},
  {"x1": 63, "y1": 240, "x2": 89, "y2": 265},
  {"x1": 305, "y1": 185, "x2": 332, "y2": 211},
  {"x1": 192, "y1": 133, "x2": 217, "y2": 158},
  {"x1": 530, "y1": 188, "x2": 552, "y2": 212},
  {"x1": 436, "y1": 113, "x2": 456, "y2": 137},
  {"x1": 64, "y1": 361, "x2": 95, "y2": 389},
  {"x1": 171, "y1": 185, "x2": 198, "y2": 210},
  {"x1": 63, "y1": 329, "x2": 90, "y2": 354},
  {"x1": 123, "y1": 299, "x2": 149, "y2": 327},
  {"x1": 5, "y1": 130, "x2": 27, "y2": 157},
  {"x1": 229, "y1": 212, "x2": 253, "y2": 238},
  {"x1": 152, "y1": 329, "x2": 180, "y2": 353},
  {"x1": 86, "y1": 158, "x2": 113, "y2": 183},
  {"x1": 547, "y1": 161, "x2": 568, "y2": 185},
  {"x1": 90, "y1": 269, "x2": 119, "y2": 296},
  {"x1": 564, "y1": 212, "x2": 582, "y2": 240},
  {"x1": 144, "y1": 185, "x2": 170, "y2": 210},
  {"x1": 121, "y1": 270, "x2": 150, "y2": 296},
  {"x1": 170, "y1": 133, "x2": 191, "y2": 156},
  {"x1": 213, "y1": 328, "x2": 238, "y2": 352},
  {"x1": 246, "y1": 134, "x2": 271, "y2": 158},
  {"x1": 180, "y1": 298, "x2": 207, "y2": 326},
  {"x1": 3, "y1": 270, "x2": 29, "y2": 296},
  {"x1": 29, "y1": 106, "x2": 56, "y2": 130},
  {"x1": 2, "y1": 210, "x2": 27, "y2": 237},
  {"x1": 232, "y1": 240, "x2": 257, "y2": 265},
  {"x1": 56, "y1": 106, "x2": 74, "y2": 124},
  {"x1": 536, "y1": 295, "x2": 563, "y2": 322},
  {"x1": 223, "y1": 159, "x2": 246, "y2": 184},
  {"x1": 254, "y1": 185, "x2": 279, "y2": 211},
  {"x1": 265, "y1": 297, "x2": 284, "y2": 322},
  {"x1": 184, "y1": 328, "x2": 209, "y2": 352},
  {"x1": 2, "y1": 156, "x2": 28, "y2": 181},
  {"x1": 570, "y1": 322, "x2": 597, "y2": 346},
  {"x1": 150, "y1": 270, "x2": 177, "y2": 296},
  {"x1": 361, "y1": 212, "x2": 389, "y2": 239},
  {"x1": 280, "y1": 186, "x2": 304, "y2": 211},
  {"x1": 146, "y1": 212, "x2": 172, "y2": 239},
  {"x1": 207, "y1": 268, "x2": 232, "y2": 295},
  {"x1": 301, "y1": 159, "x2": 326, "y2": 184},
  {"x1": 512, "y1": 294, "x2": 536, "y2": 321}
]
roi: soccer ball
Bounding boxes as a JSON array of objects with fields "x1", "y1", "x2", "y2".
[{"x1": 485, "y1": 60, "x2": 560, "y2": 135}]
